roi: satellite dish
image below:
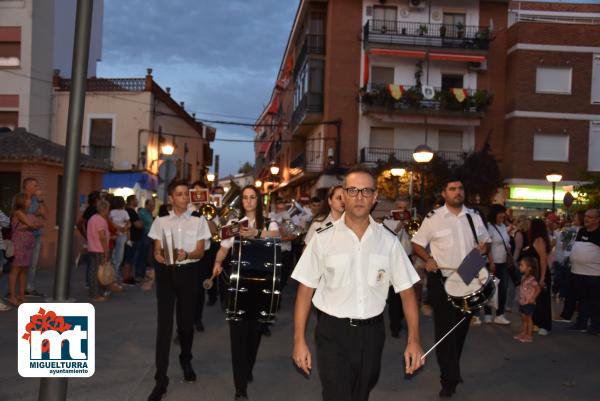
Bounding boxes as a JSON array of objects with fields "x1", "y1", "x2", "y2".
[{"x1": 422, "y1": 85, "x2": 435, "y2": 100}]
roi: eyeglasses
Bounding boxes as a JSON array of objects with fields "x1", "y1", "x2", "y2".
[{"x1": 344, "y1": 187, "x2": 376, "y2": 198}]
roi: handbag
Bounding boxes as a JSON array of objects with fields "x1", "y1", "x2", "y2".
[
  {"x1": 97, "y1": 260, "x2": 116, "y2": 286},
  {"x1": 492, "y1": 224, "x2": 519, "y2": 286}
]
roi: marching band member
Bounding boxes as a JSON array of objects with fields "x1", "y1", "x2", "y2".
[
  {"x1": 292, "y1": 165, "x2": 424, "y2": 401},
  {"x1": 411, "y1": 176, "x2": 490, "y2": 398},
  {"x1": 147, "y1": 180, "x2": 212, "y2": 401},
  {"x1": 303, "y1": 185, "x2": 344, "y2": 246},
  {"x1": 269, "y1": 199, "x2": 296, "y2": 289},
  {"x1": 212, "y1": 185, "x2": 278, "y2": 400}
]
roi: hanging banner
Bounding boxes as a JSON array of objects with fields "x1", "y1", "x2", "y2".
[
  {"x1": 452, "y1": 88, "x2": 468, "y2": 103},
  {"x1": 387, "y1": 84, "x2": 405, "y2": 100}
]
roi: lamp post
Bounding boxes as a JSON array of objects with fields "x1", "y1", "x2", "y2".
[
  {"x1": 413, "y1": 144, "x2": 434, "y2": 215},
  {"x1": 546, "y1": 171, "x2": 562, "y2": 212}
]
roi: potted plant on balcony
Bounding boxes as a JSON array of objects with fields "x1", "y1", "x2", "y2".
[
  {"x1": 456, "y1": 21, "x2": 465, "y2": 38},
  {"x1": 404, "y1": 86, "x2": 423, "y2": 108},
  {"x1": 473, "y1": 90, "x2": 492, "y2": 112},
  {"x1": 418, "y1": 24, "x2": 428, "y2": 36}
]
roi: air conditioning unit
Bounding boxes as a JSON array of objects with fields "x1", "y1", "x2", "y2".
[
  {"x1": 468, "y1": 60, "x2": 488, "y2": 71},
  {"x1": 408, "y1": 0, "x2": 427, "y2": 10}
]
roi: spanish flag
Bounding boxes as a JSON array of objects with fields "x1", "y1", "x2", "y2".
[
  {"x1": 387, "y1": 84, "x2": 405, "y2": 100},
  {"x1": 451, "y1": 88, "x2": 468, "y2": 103}
]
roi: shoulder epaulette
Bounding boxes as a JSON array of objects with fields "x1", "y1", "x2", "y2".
[
  {"x1": 382, "y1": 223, "x2": 397, "y2": 237},
  {"x1": 425, "y1": 209, "x2": 436, "y2": 219},
  {"x1": 316, "y1": 221, "x2": 333, "y2": 234}
]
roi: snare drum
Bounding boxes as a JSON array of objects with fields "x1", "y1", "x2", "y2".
[
  {"x1": 225, "y1": 238, "x2": 282, "y2": 323},
  {"x1": 443, "y1": 268, "x2": 496, "y2": 313}
]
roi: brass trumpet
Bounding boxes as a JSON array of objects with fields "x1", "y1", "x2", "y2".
[{"x1": 201, "y1": 203, "x2": 217, "y2": 220}]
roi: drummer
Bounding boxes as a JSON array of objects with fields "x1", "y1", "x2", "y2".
[
  {"x1": 411, "y1": 175, "x2": 490, "y2": 398},
  {"x1": 212, "y1": 185, "x2": 279, "y2": 400}
]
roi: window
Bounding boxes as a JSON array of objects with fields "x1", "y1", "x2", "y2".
[
  {"x1": 536, "y1": 67, "x2": 572, "y2": 94},
  {"x1": 371, "y1": 66, "x2": 394, "y2": 87},
  {"x1": 441, "y1": 74, "x2": 464, "y2": 90},
  {"x1": 0, "y1": 26, "x2": 21, "y2": 67},
  {"x1": 443, "y1": 13, "x2": 466, "y2": 37},
  {"x1": 88, "y1": 117, "x2": 113, "y2": 163},
  {"x1": 533, "y1": 134, "x2": 569, "y2": 162},
  {"x1": 592, "y1": 54, "x2": 600, "y2": 104},
  {"x1": 589, "y1": 121, "x2": 600, "y2": 171},
  {"x1": 369, "y1": 127, "x2": 394, "y2": 148},
  {"x1": 373, "y1": 5, "x2": 397, "y2": 33},
  {"x1": 0, "y1": 111, "x2": 18, "y2": 130},
  {"x1": 439, "y1": 130, "x2": 463, "y2": 151}
]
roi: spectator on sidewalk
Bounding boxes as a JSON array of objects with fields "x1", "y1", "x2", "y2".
[
  {"x1": 0, "y1": 208, "x2": 11, "y2": 311},
  {"x1": 22, "y1": 177, "x2": 47, "y2": 297},
  {"x1": 86, "y1": 200, "x2": 111, "y2": 302},
  {"x1": 139, "y1": 198, "x2": 156, "y2": 290},
  {"x1": 514, "y1": 256, "x2": 541, "y2": 343},
  {"x1": 566, "y1": 208, "x2": 600, "y2": 335},
  {"x1": 76, "y1": 191, "x2": 101, "y2": 288},
  {"x1": 8, "y1": 193, "x2": 43, "y2": 306},
  {"x1": 123, "y1": 194, "x2": 144, "y2": 285},
  {"x1": 557, "y1": 211, "x2": 585, "y2": 322},
  {"x1": 109, "y1": 196, "x2": 130, "y2": 283}
]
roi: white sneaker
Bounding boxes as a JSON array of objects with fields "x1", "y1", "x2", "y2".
[
  {"x1": 538, "y1": 328, "x2": 549, "y2": 336},
  {"x1": 0, "y1": 302, "x2": 12, "y2": 311},
  {"x1": 483, "y1": 314, "x2": 493, "y2": 323},
  {"x1": 493, "y1": 315, "x2": 511, "y2": 325},
  {"x1": 471, "y1": 316, "x2": 482, "y2": 326}
]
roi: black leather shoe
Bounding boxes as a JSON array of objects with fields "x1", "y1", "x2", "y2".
[
  {"x1": 147, "y1": 385, "x2": 166, "y2": 401},
  {"x1": 195, "y1": 322, "x2": 205, "y2": 332},
  {"x1": 439, "y1": 386, "x2": 456, "y2": 398},
  {"x1": 181, "y1": 363, "x2": 196, "y2": 382},
  {"x1": 235, "y1": 389, "x2": 248, "y2": 399},
  {"x1": 261, "y1": 325, "x2": 272, "y2": 337}
]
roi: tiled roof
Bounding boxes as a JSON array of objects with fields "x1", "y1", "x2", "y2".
[{"x1": 0, "y1": 128, "x2": 110, "y2": 170}]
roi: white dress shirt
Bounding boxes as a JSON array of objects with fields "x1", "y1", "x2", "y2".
[
  {"x1": 148, "y1": 210, "x2": 211, "y2": 265},
  {"x1": 292, "y1": 214, "x2": 420, "y2": 319},
  {"x1": 412, "y1": 205, "x2": 491, "y2": 277},
  {"x1": 304, "y1": 213, "x2": 335, "y2": 245},
  {"x1": 488, "y1": 223, "x2": 510, "y2": 264}
]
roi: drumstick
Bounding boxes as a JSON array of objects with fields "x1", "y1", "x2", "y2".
[{"x1": 421, "y1": 315, "x2": 468, "y2": 360}]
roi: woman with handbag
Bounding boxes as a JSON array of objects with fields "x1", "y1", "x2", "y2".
[
  {"x1": 484, "y1": 205, "x2": 513, "y2": 325},
  {"x1": 87, "y1": 199, "x2": 111, "y2": 302}
]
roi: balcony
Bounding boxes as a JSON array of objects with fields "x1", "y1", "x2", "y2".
[
  {"x1": 294, "y1": 34, "x2": 326, "y2": 79},
  {"x1": 360, "y1": 147, "x2": 464, "y2": 166},
  {"x1": 364, "y1": 20, "x2": 490, "y2": 51},
  {"x1": 360, "y1": 84, "x2": 492, "y2": 117},
  {"x1": 290, "y1": 150, "x2": 327, "y2": 173},
  {"x1": 291, "y1": 92, "x2": 323, "y2": 134},
  {"x1": 82, "y1": 145, "x2": 114, "y2": 167}
]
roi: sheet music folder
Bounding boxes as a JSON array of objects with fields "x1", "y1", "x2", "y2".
[{"x1": 457, "y1": 248, "x2": 486, "y2": 285}]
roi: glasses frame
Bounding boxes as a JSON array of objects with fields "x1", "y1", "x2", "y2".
[{"x1": 344, "y1": 187, "x2": 376, "y2": 198}]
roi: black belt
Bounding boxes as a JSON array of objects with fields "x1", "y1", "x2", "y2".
[{"x1": 317, "y1": 310, "x2": 383, "y2": 327}]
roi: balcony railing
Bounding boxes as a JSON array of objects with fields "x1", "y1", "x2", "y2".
[
  {"x1": 291, "y1": 92, "x2": 323, "y2": 129},
  {"x1": 290, "y1": 150, "x2": 327, "y2": 173},
  {"x1": 360, "y1": 84, "x2": 492, "y2": 114},
  {"x1": 294, "y1": 34, "x2": 326, "y2": 79},
  {"x1": 360, "y1": 147, "x2": 465, "y2": 165},
  {"x1": 82, "y1": 145, "x2": 114, "y2": 167},
  {"x1": 56, "y1": 77, "x2": 146, "y2": 92},
  {"x1": 364, "y1": 20, "x2": 490, "y2": 50}
]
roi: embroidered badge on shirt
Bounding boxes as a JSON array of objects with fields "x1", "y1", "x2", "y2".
[{"x1": 376, "y1": 269, "x2": 386, "y2": 283}]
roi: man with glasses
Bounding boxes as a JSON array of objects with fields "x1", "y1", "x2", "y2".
[
  {"x1": 292, "y1": 165, "x2": 423, "y2": 401},
  {"x1": 411, "y1": 176, "x2": 490, "y2": 398}
]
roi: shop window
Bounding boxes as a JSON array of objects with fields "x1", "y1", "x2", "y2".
[
  {"x1": 533, "y1": 134, "x2": 569, "y2": 162},
  {"x1": 536, "y1": 67, "x2": 572, "y2": 94}
]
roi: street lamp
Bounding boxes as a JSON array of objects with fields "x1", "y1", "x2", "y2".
[
  {"x1": 413, "y1": 144, "x2": 434, "y2": 215},
  {"x1": 161, "y1": 143, "x2": 175, "y2": 156},
  {"x1": 206, "y1": 172, "x2": 215, "y2": 183},
  {"x1": 390, "y1": 167, "x2": 406, "y2": 203},
  {"x1": 255, "y1": 179, "x2": 263, "y2": 188},
  {"x1": 546, "y1": 171, "x2": 562, "y2": 212},
  {"x1": 269, "y1": 163, "x2": 280, "y2": 176}
]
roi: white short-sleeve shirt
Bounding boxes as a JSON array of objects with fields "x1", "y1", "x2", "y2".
[
  {"x1": 304, "y1": 213, "x2": 336, "y2": 245},
  {"x1": 411, "y1": 205, "x2": 491, "y2": 277},
  {"x1": 292, "y1": 214, "x2": 420, "y2": 319},
  {"x1": 148, "y1": 210, "x2": 211, "y2": 265}
]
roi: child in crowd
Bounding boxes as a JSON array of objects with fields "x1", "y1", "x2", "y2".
[{"x1": 515, "y1": 256, "x2": 541, "y2": 343}]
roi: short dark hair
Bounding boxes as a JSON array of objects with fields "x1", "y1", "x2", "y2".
[
  {"x1": 343, "y1": 164, "x2": 376, "y2": 187},
  {"x1": 310, "y1": 196, "x2": 321, "y2": 204},
  {"x1": 167, "y1": 179, "x2": 189, "y2": 195},
  {"x1": 126, "y1": 194, "x2": 137, "y2": 205},
  {"x1": 441, "y1": 174, "x2": 463, "y2": 190},
  {"x1": 87, "y1": 190, "x2": 101, "y2": 206},
  {"x1": 22, "y1": 177, "x2": 37, "y2": 189},
  {"x1": 190, "y1": 180, "x2": 207, "y2": 189},
  {"x1": 110, "y1": 196, "x2": 126, "y2": 210},
  {"x1": 488, "y1": 204, "x2": 506, "y2": 225}
]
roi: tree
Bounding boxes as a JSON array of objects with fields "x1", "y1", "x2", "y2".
[
  {"x1": 575, "y1": 173, "x2": 600, "y2": 209},
  {"x1": 456, "y1": 141, "x2": 503, "y2": 206},
  {"x1": 237, "y1": 161, "x2": 254, "y2": 174}
]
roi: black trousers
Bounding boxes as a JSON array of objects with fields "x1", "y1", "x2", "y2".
[
  {"x1": 281, "y1": 249, "x2": 293, "y2": 289},
  {"x1": 154, "y1": 262, "x2": 199, "y2": 387},
  {"x1": 561, "y1": 271, "x2": 580, "y2": 320},
  {"x1": 229, "y1": 319, "x2": 263, "y2": 392},
  {"x1": 427, "y1": 271, "x2": 472, "y2": 388},
  {"x1": 533, "y1": 273, "x2": 552, "y2": 331},
  {"x1": 575, "y1": 274, "x2": 600, "y2": 331},
  {"x1": 387, "y1": 287, "x2": 404, "y2": 334},
  {"x1": 316, "y1": 311, "x2": 385, "y2": 401}
]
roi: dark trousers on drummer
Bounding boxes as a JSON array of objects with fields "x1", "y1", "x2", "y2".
[
  {"x1": 316, "y1": 310, "x2": 385, "y2": 401},
  {"x1": 428, "y1": 271, "x2": 471, "y2": 388},
  {"x1": 154, "y1": 262, "x2": 199, "y2": 387},
  {"x1": 229, "y1": 319, "x2": 263, "y2": 393}
]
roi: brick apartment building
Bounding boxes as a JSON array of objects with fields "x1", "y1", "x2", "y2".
[{"x1": 255, "y1": 0, "x2": 600, "y2": 211}]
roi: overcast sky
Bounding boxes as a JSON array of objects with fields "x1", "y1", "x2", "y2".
[{"x1": 97, "y1": 0, "x2": 298, "y2": 177}]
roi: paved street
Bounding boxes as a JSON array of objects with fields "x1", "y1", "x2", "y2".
[{"x1": 1, "y1": 267, "x2": 598, "y2": 401}]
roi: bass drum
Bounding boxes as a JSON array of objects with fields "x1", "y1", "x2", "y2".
[
  {"x1": 225, "y1": 238, "x2": 282, "y2": 323},
  {"x1": 444, "y1": 268, "x2": 495, "y2": 313}
]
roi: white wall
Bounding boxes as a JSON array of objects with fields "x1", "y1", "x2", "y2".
[{"x1": 53, "y1": 0, "x2": 104, "y2": 77}]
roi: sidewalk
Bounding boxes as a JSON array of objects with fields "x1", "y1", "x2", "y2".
[{"x1": 0, "y1": 267, "x2": 598, "y2": 401}]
